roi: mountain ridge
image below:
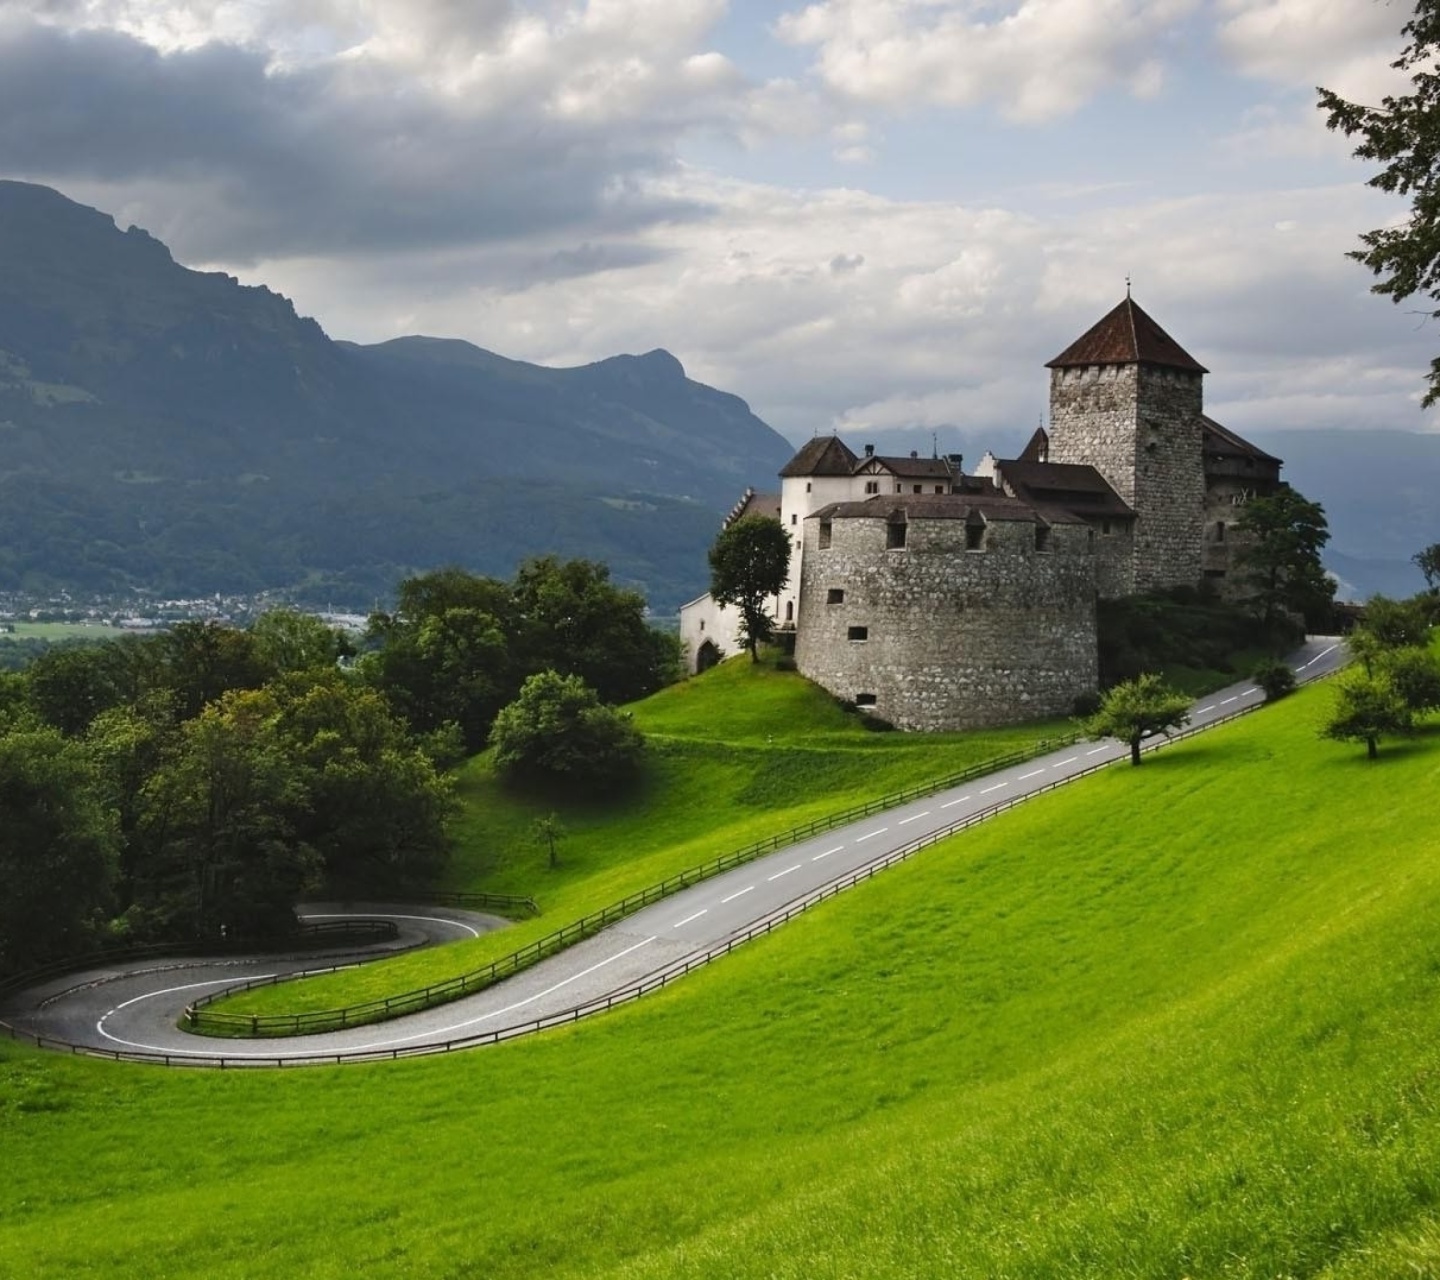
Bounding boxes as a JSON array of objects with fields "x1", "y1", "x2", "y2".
[{"x1": 0, "y1": 180, "x2": 792, "y2": 609}]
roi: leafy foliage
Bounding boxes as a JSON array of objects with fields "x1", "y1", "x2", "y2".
[
  {"x1": 489, "y1": 671, "x2": 645, "y2": 794},
  {"x1": 1416, "y1": 542, "x2": 1440, "y2": 592},
  {"x1": 708, "y1": 515, "x2": 791, "y2": 662},
  {"x1": 1251, "y1": 659, "x2": 1297, "y2": 702},
  {"x1": 0, "y1": 728, "x2": 118, "y2": 971},
  {"x1": 1085, "y1": 673, "x2": 1191, "y2": 766},
  {"x1": 1234, "y1": 484, "x2": 1334, "y2": 629},
  {"x1": 1319, "y1": 3, "x2": 1440, "y2": 403},
  {"x1": 1322, "y1": 671, "x2": 1414, "y2": 760}
]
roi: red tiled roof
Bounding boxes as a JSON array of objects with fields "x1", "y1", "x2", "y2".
[
  {"x1": 1046, "y1": 297, "x2": 1208, "y2": 374},
  {"x1": 809, "y1": 492, "x2": 1086, "y2": 526}
]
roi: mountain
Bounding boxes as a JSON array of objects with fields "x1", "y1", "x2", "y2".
[
  {"x1": 1250, "y1": 429, "x2": 1439, "y2": 601},
  {"x1": 0, "y1": 180, "x2": 792, "y2": 611}
]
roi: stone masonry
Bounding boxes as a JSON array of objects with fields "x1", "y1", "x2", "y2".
[
  {"x1": 1047, "y1": 362, "x2": 1204, "y2": 593},
  {"x1": 794, "y1": 503, "x2": 1098, "y2": 731}
]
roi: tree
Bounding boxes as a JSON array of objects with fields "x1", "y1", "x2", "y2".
[
  {"x1": 511, "y1": 556, "x2": 680, "y2": 704},
  {"x1": 1379, "y1": 645, "x2": 1440, "y2": 714},
  {"x1": 135, "y1": 690, "x2": 319, "y2": 939},
  {"x1": 1360, "y1": 594, "x2": 1433, "y2": 649},
  {"x1": 0, "y1": 728, "x2": 118, "y2": 973},
  {"x1": 531, "y1": 813, "x2": 566, "y2": 869},
  {"x1": 1319, "y1": 5, "x2": 1440, "y2": 403},
  {"x1": 709, "y1": 515, "x2": 791, "y2": 662},
  {"x1": 249, "y1": 609, "x2": 352, "y2": 676},
  {"x1": 263, "y1": 671, "x2": 454, "y2": 892},
  {"x1": 1234, "y1": 485, "x2": 1335, "y2": 631},
  {"x1": 1415, "y1": 543, "x2": 1440, "y2": 593},
  {"x1": 489, "y1": 671, "x2": 645, "y2": 793},
  {"x1": 1323, "y1": 671, "x2": 1414, "y2": 760},
  {"x1": 1084, "y1": 674, "x2": 1191, "y2": 766}
]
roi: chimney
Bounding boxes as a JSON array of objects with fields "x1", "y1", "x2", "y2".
[
  {"x1": 864, "y1": 444, "x2": 875, "y2": 458},
  {"x1": 947, "y1": 453, "x2": 964, "y2": 473}
]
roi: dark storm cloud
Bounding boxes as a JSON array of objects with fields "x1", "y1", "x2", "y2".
[{"x1": 0, "y1": 19, "x2": 711, "y2": 262}]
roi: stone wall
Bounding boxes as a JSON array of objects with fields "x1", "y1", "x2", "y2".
[
  {"x1": 1048, "y1": 363, "x2": 1205, "y2": 592},
  {"x1": 795, "y1": 514, "x2": 1098, "y2": 731}
]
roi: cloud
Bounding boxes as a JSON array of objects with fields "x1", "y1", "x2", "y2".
[
  {"x1": 0, "y1": 1, "x2": 764, "y2": 262},
  {"x1": 247, "y1": 170, "x2": 1430, "y2": 450},
  {"x1": 774, "y1": 0, "x2": 1198, "y2": 122},
  {"x1": 1217, "y1": 0, "x2": 1412, "y2": 102}
]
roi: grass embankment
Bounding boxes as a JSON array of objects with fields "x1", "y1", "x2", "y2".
[
  {"x1": 212, "y1": 657, "x2": 1071, "y2": 1018},
  {"x1": 4, "y1": 679, "x2": 1440, "y2": 1276}
]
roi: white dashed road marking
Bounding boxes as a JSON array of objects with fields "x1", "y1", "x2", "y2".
[
  {"x1": 812, "y1": 846, "x2": 844, "y2": 861},
  {"x1": 855, "y1": 828, "x2": 888, "y2": 842},
  {"x1": 1018, "y1": 769, "x2": 1045, "y2": 781},
  {"x1": 1087, "y1": 747, "x2": 1109, "y2": 756},
  {"x1": 768, "y1": 865, "x2": 801, "y2": 881},
  {"x1": 1053, "y1": 757, "x2": 1078, "y2": 768},
  {"x1": 898, "y1": 811, "x2": 931, "y2": 825},
  {"x1": 941, "y1": 796, "x2": 971, "y2": 809},
  {"x1": 720, "y1": 886, "x2": 754, "y2": 904},
  {"x1": 980, "y1": 782, "x2": 1007, "y2": 794},
  {"x1": 673, "y1": 910, "x2": 708, "y2": 929}
]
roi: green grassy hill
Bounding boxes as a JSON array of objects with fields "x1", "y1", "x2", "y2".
[
  {"x1": 4, "y1": 670, "x2": 1440, "y2": 1276},
  {"x1": 214, "y1": 657, "x2": 1071, "y2": 1015}
]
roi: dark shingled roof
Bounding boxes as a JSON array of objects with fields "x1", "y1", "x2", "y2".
[
  {"x1": 722, "y1": 489, "x2": 781, "y2": 530},
  {"x1": 809, "y1": 492, "x2": 1087, "y2": 526},
  {"x1": 866, "y1": 455, "x2": 955, "y2": 480},
  {"x1": 1200, "y1": 415, "x2": 1281, "y2": 464},
  {"x1": 994, "y1": 460, "x2": 1136, "y2": 520},
  {"x1": 779, "y1": 435, "x2": 859, "y2": 477},
  {"x1": 1046, "y1": 296, "x2": 1208, "y2": 374},
  {"x1": 1018, "y1": 427, "x2": 1049, "y2": 462}
]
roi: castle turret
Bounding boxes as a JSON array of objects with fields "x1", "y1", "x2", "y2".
[{"x1": 1045, "y1": 296, "x2": 1206, "y2": 592}]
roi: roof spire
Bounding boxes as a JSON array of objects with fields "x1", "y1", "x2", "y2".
[{"x1": 1125, "y1": 274, "x2": 1131, "y2": 298}]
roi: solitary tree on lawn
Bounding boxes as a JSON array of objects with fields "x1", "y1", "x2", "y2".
[
  {"x1": 1085, "y1": 674, "x2": 1191, "y2": 767},
  {"x1": 708, "y1": 516, "x2": 791, "y2": 663}
]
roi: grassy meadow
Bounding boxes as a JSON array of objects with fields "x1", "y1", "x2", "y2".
[
  {"x1": 213, "y1": 657, "x2": 1072, "y2": 1015},
  {"x1": 4, "y1": 673, "x2": 1440, "y2": 1276}
]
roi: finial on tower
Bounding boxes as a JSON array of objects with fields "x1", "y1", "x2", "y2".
[{"x1": 1125, "y1": 274, "x2": 1131, "y2": 298}]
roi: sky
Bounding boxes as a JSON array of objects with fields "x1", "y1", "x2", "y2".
[{"x1": 0, "y1": 0, "x2": 1428, "y2": 451}]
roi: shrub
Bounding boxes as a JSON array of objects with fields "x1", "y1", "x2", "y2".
[
  {"x1": 489, "y1": 671, "x2": 644, "y2": 794},
  {"x1": 1251, "y1": 659, "x2": 1297, "y2": 702}
]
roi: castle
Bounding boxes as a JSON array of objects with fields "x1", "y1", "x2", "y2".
[{"x1": 679, "y1": 296, "x2": 1283, "y2": 731}]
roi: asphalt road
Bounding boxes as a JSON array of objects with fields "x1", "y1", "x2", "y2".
[{"x1": 0, "y1": 638, "x2": 1346, "y2": 1067}]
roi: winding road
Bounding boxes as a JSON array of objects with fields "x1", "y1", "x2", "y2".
[{"x1": 0, "y1": 638, "x2": 1346, "y2": 1067}]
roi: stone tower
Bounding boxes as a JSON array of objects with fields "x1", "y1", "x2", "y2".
[{"x1": 1044, "y1": 296, "x2": 1206, "y2": 592}]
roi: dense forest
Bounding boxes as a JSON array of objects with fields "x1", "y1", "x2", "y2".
[{"x1": 0, "y1": 558, "x2": 678, "y2": 976}]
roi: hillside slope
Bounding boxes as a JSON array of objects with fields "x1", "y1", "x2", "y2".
[
  {"x1": 3, "y1": 678, "x2": 1440, "y2": 1276},
  {"x1": 0, "y1": 180, "x2": 792, "y2": 608}
]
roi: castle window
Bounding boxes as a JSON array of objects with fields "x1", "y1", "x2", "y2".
[
  {"x1": 894, "y1": 483, "x2": 903, "y2": 494},
  {"x1": 886, "y1": 522, "x2": 907, "y2": 550},
  {"x1": 864, "y1": 481, "x2": 879, "y2": 495},
  {"x1": 827, "y1": 588, "x2": 845, "y2": 605},
  {"x1": 855, "y1": 693, "x2": 877, "y2": 707},
  {"x1": 818, "y1": 520, "x2": 832, "y2": 549},
  {"x1": 1101, "y1": 519, "x2": 1112, "y2": 536},
  {"x1": 848, "y1": 626, "x2": 869, "y2": 642},
  {"x1": 1214, "y1": 521, "x2": 1226, "y2": 542},
  {"x1": 965, "y1": 523, "x2": 985, "y2": 552},
  {"x1": 791, "y1": 513, "x2": 798, "y2": 526},
  {"x1": 1034, "y1": 524, "x2": 1051, "y2": 552},
  {"x1": 785, "y1": 600, "x2": 794, "y2": 622},
  {"x1": 912, "y1": 484, "x2": 922, "y2": 494},
  {"x1": 806, "y1": 482, "x2": 812, "y2": 492},
  {"x1": 1204, "y1": 569, "x2": 1227, "y2": 579},
  {"x1": 699, "y1": 620, "x2": 705, "y2": 632},
  {"x1": 934, "y1": 485, "x2": 945, "y2": 494}
]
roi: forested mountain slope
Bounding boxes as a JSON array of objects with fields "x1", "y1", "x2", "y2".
[{"x1": 0, "y1": 180, "x2": 791, "y2": 609}]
